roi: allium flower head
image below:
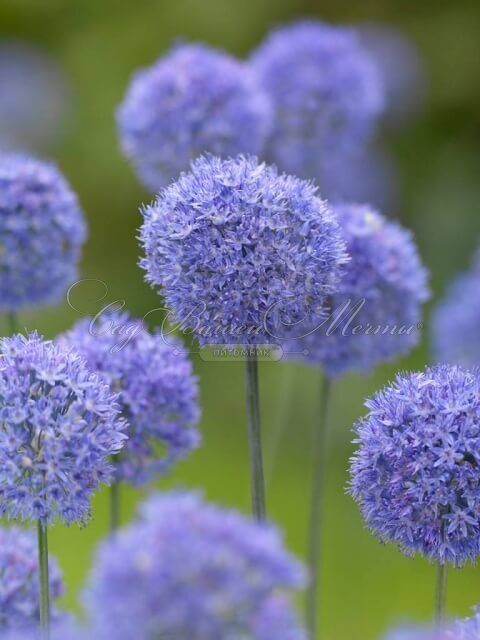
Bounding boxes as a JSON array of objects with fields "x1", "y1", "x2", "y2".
[
  {"x1": 85, "y1": 491, "x2": 305, "y2": 640},
  {"x1": 117, "y1": 43, "x2": 272, "y2": 191},
  {"x1": 140, "y1": 154, "x2": 348, "y2": 346},
  {"x1": 0, "y1": 154, "x2": 87, "y2": 311},
  {"x1": 286, "y1": 203, "x2": 429, "y2": 376},
  {"x1": 0, "y1": 526, "x2": 63, "y2": 629},
  {"x1": 59, "y1": 311, "x2": 200, "y2": 485},
  {"x1": 252, "y1": 596, "x2": 307, "y2": 640},
  {"x1": 1, "y1": 622, "x2": 86, "y2": 640},
  {"x1": 350, "y1": 365, "x2": 480, "y2": 565},
  {"x1": 383, "y1": 609, "x2": 480, "y2": 640},
  {"x1": 432, "y1": 257, "x2": 480, "y2": 367},
  {"x1": 0, "y1": 332, "x2": 126, "y2": 524},
  {"x1": 251, "y1": 20, "x2": 384, "y2": 180}
]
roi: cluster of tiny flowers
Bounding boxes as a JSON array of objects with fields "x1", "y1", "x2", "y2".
[
  {"x1": 117, "y1": 43, "x2": 272, "y2": 192},
  {"x1": 0, "y1": 154, "x2": 87, "y2": 311},
  {"x1": 350, "y1": 365, "x2": 480, "y2": 565},
  {"x1": 140, "y1": 154, "x2": 349, "y2": 346},
  {"x1": 383, "y1": 609, "x2": 480, "y2": 640},
  {"x1": 85, "y1": 491, "x2": 305, "y2": 640},
  {"x1": 250, "y1": 20, "x2": 383, "y2": 180},
  {"x1": 59, "y1": 311, "x2": 200, "y2": 485},
  {"x1": 0, "y1": 332, "x2": 126, "y2": 524},
  {"x1": 431, "y1": 255, "x2": 480, "y2": 367},
  {"x1": 252, "y1": 596, "x2": 307, "y2": 640},
  {"x1": 286, "y1": 203, "x2": 429, "y2": 377},
  {"x1": 0, "y1": 526, "x2": 63, "y2": 630}
]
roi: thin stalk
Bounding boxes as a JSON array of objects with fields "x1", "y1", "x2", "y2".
[
  {"x1": 244, "y1": 352, "x2": 266, "y2": 521},
  {"x1": 37, "y1": 520, "x2": 50, "y2": 638},
  {"x1": 110, "y1": 481, "x2": 121, "y2": 533},
  {"x1": 434, "y1": 562, "x2": 448, "y2": 625},
  {"x1": 306, "y1": 374, "x2": 332, "y2": 640},
  {"x1": 265, "y1": 364, "x2": 295, "y2": 487},
  {"x1": 7, "y1": 311, "x2": 18, "y2": 335}
]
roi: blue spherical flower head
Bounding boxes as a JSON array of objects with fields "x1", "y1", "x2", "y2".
[
  {"x1": 383, "y1": 609, "x2": 480, "y2": 640},
  {"x1": 85, "y1": 491, "x2": 305, "y2": 640},
  {"x1": 0, "y1": 154, "x2": 87, "y2": 311},
  {"x1": 286, "y1": 203, "x2": 429, "y2": 377},
  {"x1": 251, "y1": 20, "x2": 384, "y2": 180},
  {"x1": 59, "y1": 311, "x2": 200, "y2": 485},
  {"x1": 252, "y1": 596, "x2": 307, "y2": 640},
  {"x1": 139, "y1": 154, "x2": 349, "y2": 346},
  {"x1": 117, "y1": 43, "x2": 272, "y2": 192},
  {"x1": 0, "y1": 526, "x2": 63, "y2": 630},
  {"x1": 432, "y1": 256, "x2": 480, "y2": 367},
  {"x1": 350, "y1": 365, "x2": 480, "y2": 566},
  {"x1": 0, "y1": 332, "x2": 126, "y2": 525}
]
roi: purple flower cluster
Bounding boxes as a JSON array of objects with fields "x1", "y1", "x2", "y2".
[
  {"x1": 0, "y1": 154, "x2": 87, "y2": 311},
  {"x1": 350, "y1": 365, "x2": 480, "y2": 565},
  {"x1": 0, "y1": 332, "x2": 126, "y2": 524},
  {"x1": 1, "y1": 622, "x2": 85, "y2": 640},
  {"x1": 251, "y1": 20, "x2": 383, "y2": 180},
  {"x1": 286, "y1": 203, "x2": 429, "y2": 377},
  {"x1": 383, "y1": 609, "x2": 480, "y2": 640},
  {"x1": 60, "y1": 311, "x2": 200, "y2": 485},
  {"x1": 140, "y1": 154, "x2": 348, "y2": 346},
  {"x1": 432, "y1": 257, "x2": 480, "y2": 367},
  {"x1": 0, "y1": 526, "x2": 63, "y2": 630},
  {"x1": 117, "y1": 43, "x2": 272, "y2": 192},
  {"x1": 252, "y1": 596, "x2": 307, "y2": 640},
  {"x1": 85, "y1": 491, "x2": 305, "y2": 640}
]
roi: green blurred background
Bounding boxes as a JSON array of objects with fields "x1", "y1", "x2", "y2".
[{"x1": 1, "y1": 0, "x2": 480, "y2": 638}]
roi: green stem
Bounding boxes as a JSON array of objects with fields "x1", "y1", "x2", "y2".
[
  {"x1": 244, "y1": 352, "x2": 266, "y2": 521},
  {"x1": 37, "y1": 521, "x2": 50, "y2": 638},
  {"x1": 306, "y1": 374, "x2": 332, "y2": 640},
  {"x1": 434, "y1": 562, "x2": 448, "y2": 624},
  {"x1": 110, "y1": 481, "x2": 121, "y2": 533},
  {"x1": 7, "y1": 311, "x2": 18, "y2": 335},
  {"x1": 265, "y1": 364, "x2": 295, "y2": 487}
]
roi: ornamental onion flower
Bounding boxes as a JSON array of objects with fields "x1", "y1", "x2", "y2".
[
  {"x1": 139, "y1": 154, "x2": 348, "y2": 347},
  {"x1": 0, "y1": 527, "x2": 63, "y2": 630},
  {"x1": 85, "y1": 491, "x2": 305, "y2": 640},
  {"x1": 0, "y1": 154, "x2": 87, "y2": 312},
  {"x1": 383, "y1": 609, "x2": 480, "y2": 640},
  {"x1": 250, "y1": 20, "x2": 384, "y2": 180},
  {"x1": 286, "y1": 203, "x2": 430, "y2": 377},
  {"x1": 350, "y1": 364, "x2": 480, "y2": 566},
  {"x1": 59, "y1": 310, "x2": 201, "y2": 486},
  {"x1": 0, "y1": 332, "x2": 126, "y2": 525},
  {"x1": 117, "y1": 43, "x2": 272, "y2": 192},
  {"x1": 432, "y1": 256, "x2": 480, "y2": 367},
  {"x1": 253, "y1": 596, "x2": 307, "y2": 640}
]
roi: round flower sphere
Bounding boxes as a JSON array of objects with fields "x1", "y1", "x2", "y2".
[
  {"x1": 252, "y1": 596, "x2": 306, "y2": 640},
  {"x1": 0, "y1": 154, "x2": 87, "y2": 311},
  {"x1": 139, "y1": 154, "x2": 349, "y2": 346},
  {"x1": 117, "y1": 43, "x2": 272, "y2": 192},
  {"x1": 250, "y1": 20, "x2": 384, "y2": 180},
  {"x1": 286, "y1": 203, "x2": 429, "y2": 377},
  {"x1": 85, "y1": 491, "x2": 305, "y2": 640},
  {"x1": 382, "y1": 610, "x2": 480, "y2": 640},
  {"x1": 59, "y1": 310, "x2": 201, "y2": 485},
  {"x1": 432, "y1": 258, "x2": 480, "y2": 367},
  {"x1": 350, "y1": 365, "x2": 480, "y2": 565},
  {"x1": 0, "y1": 332, "x2": 126, "y2": 525},
  {"x1": 0, "y1": 526, "x2": 63, "y2": 630}
]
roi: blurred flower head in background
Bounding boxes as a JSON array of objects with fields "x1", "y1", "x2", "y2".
[
  {"x1": 250, "y1": 20, "x2": 384, "y2": 181},
  {"x1": 85, "y1": 491, "x2": 305, "y2": 640},
  {"x1": 0, "y1": 526, "x2": 64, "y2": 630},
  {"x1": 350, "y1": 365, "x2": 480, "y2": 565},
  {"x1": 139, "y1": 153, "x2": 349, "y2": 346},
  {"x1": 0, "y1": 154, "x2": 87, "y2": 312},
  {"x1": 0, "y1": 332, "x2": 126, "y2": 524},
  {"x1": 0, "y1": 40, "x2": 71, "y2": 153},
  {"x1": 382, "y1": 607, "x2": 480, "y2": 639},
  {"x1": 59, "y1": 310, "x2": 201, "y2": 485},
  {"x1": 286, "y1": 203, "x2": 429, "y2": 377},
  {"x1": 252, "y1": 595, "x2": 307, "y2": 640},
  {"x1": 117, "y1": 42, "x2": 272, "y2": 192}
]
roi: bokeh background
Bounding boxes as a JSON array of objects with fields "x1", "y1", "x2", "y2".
[{"x1": 1, "y1": 0, "x2": 480, "y2": 638}]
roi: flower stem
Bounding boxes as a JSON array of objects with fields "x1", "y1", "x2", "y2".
[
  {"x1": 7, "y1": 311, "x2": 18, "y2": 335},
  {"x1": 434, "y1": 562, "x2": 448, "y2": 624},
  {"x1": 37, "y1": 520, "x2": 50, "y2": 638},
  {"x1": 110, "y1": 481, "x2": 121, "y2": 533},
  {"x1": 244, "y1": 352, "x2": 266, "y2": 521},
  {"x1": 306, "y1": 373, "x2": 332, "y2": 640}
]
